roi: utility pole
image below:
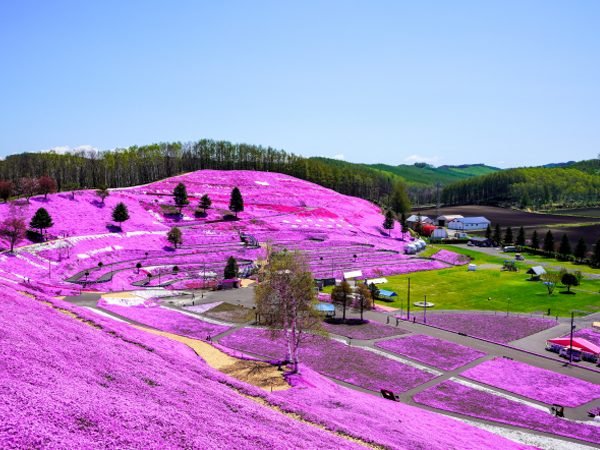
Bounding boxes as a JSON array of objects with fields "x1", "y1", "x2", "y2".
[
  {"x1": 570, "y1": 311, "x2": 574, "y2": 364},
  {"x1": 435, "y1": 183, "x2": 441, "y2": 220},
  {"x1": 407, "y1": 277, "x2": 411, "y2": 319}
]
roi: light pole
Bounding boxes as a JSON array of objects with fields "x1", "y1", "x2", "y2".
[
  {"x1": 506, "y1": 298, "x2": 510, "y2": 317},
  {"x1": 423, "y1": 295, "x2": 427, "y2": 324}
]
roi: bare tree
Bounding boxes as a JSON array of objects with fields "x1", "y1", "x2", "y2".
[
  {"x1": 332, "y1": 280, "x2": 353, "y2": 321},
  {"x1": 19, "y1": 178, "x2": 38, "y2": 204},
  {"x1": 254, "y1": 249, "x2": 325, "y2": 372},
  {"x1": 0, "y1": 202, "x2": 27, "y2": 252},
  {"x1": 353, "y1": 283, "x2": 373, "y2": 321}
]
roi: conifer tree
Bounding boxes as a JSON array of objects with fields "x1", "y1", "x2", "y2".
[
  {"x1": 383, "y1": 210, "x2": 395, "y2": 236},
  {"x1": 111, "y1": 202, "x2": 130, "y2": 229},
  {"x1": 400, "y1": 212, "x2": 407, "y2": 231},
  {"x1": 593, "y1": 238, "x2": 600, "y2": 267},
  {"x1": 573, "y1": 237, "x2": 588, "y2": 263},
  {"x1": 492, "y1": 223, "x2": 502, "y2": 246},
  {"x1": 504, "y1": 226, "x2": 514, "y2": 245},
  {"x1": 229, "y1": 187, "x2": 244, "y2": 217},
  {"x1": 543, "y1": 230, "x2": 555, "y2": 255},
  {"x1": 224, "y1": 256, "x2": 239, "y2": 279},
  {"x1": 199, "y1": 194, "x2": 212, "y2": 212},
  {"x1": 558, "y1": 234, "x2": 572, "y2": 259},
  {"x1": 485, "y1": 224, "x2": 492, "y2": 239},
  {"x1": 515, "y1": 226, "x2": 526, "y2": 247},
  {"x1": 167, "y1": 227, "x2": 182, "y2": 248},
  {"x1": 531, "y1": 230, "x2": 540, "y2": 249},
  {"x1": 29, "y1": 207, "x2": 54, "y2": 236},
  {"x1": 173, "y1": 182, "x2": 189, "y2": 212}
]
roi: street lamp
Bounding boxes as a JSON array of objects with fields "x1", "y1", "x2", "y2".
[
  {"x1": 423, "y1": 295, "x2": 427, "y2": 324},
  {"x1": 506, "y1": 298, "x2": 510, "y2": 317}
]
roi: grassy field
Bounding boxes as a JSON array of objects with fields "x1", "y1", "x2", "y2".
[
  {"x1": 498, "y1": 251, "x2": 600, "y2": 275},
  {"x1": 373, "y1": 267, "x2": 600, "y2": 317},
  {"x1": 322, "y1": 244, "x2": 600, "y2": 316}
]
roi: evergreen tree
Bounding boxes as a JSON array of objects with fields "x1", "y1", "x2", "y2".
[
  {"x1": 224, "y1": 256, "x2": 239, "y2": 279},
  {"x1": 492, "y1": 223, "x2": 502, "y2": 246},
  {"x1": 414, "y1": 212, "x2": 424, "y2": 236},
  {"x1": 558, "y1": 234, "x2": 572, "y2": 259},
  {"x1": 167, "y1": 227, "x2": 182, "y2": 248},
  {"x1": 400, "y1": 212, "x2": 407, "y2": 231},
  {"x1": 504, "y1": 226, "x2": 514, "y2": 245},
  {"x1": 543, "y1": 230, "x2": 555, "y2": 255},
  {"x1": 29, "y1": 207, "x2": 54, "y2": 236},
  {"x1": 531, "y1": 230, "x2": 540, "y2": 249},
  {"x1": 390, "y1": 181, "x2": 411, "y2": 214},
  {"x1": 485, "y1": 224, "x2": 492, "y2": 239},
  {"x1": 382, "y1": 210, "x2": 394, "y2": 236},
  {"x1": 368, "y1": 282, "x2": 380, "y2": 301},
  {"x1": 111, "y1": 202, "x2": 130, "y2": 229},
  {"x1": 173, "y1": 182, "x2": 189, "y2": 212},
  {"x1": 515, "y1": 226, "x2": 526, "y2": 247},
  {"x1": 594, "y1": 238, "x2": 600, "y2": 267},
  {"x1": 573, "y1": 237, "x2": 588, "y2": 262},
  {"x1": 199, "y1": 194, "x2": 212, "y2": 212},
  {"x1": 229, "y1": 187, "x2": 244, "y2": 217}
]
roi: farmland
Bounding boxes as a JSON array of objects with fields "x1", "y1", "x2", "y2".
[{"x1": 413, "y1": 205, "x2": 596, "y2": 227}]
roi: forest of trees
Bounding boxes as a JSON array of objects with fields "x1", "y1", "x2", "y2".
[
  {"x1": 441, "y1": 167, "x2": 600, "y2": 207},
  {"x1": 0, "y1": 140, "x2": 404, "y2": 209}
]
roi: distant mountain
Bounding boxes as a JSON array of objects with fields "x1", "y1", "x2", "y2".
[
  {"x1": 366, "y1": 163, "x2": 500, "y2": 186},
  {"x1": 540, "y1": 161, "x2": 576, "y2": 168}
]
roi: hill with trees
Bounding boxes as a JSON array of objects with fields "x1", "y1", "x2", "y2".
[{"x1": 441, "y1": 165, "x2": 600, "y2": 208}]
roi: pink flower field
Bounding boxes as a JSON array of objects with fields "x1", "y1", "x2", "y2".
[
  {"x1": 321, "y1": 320, "x2": 409, "y2": 340},
  {"x1": 461, "y1": 357, "x2": 600, "y2": 407},
  {"x1": 403, "y1": 313, "x2": 558, "y2": 343},
  {"x1": 431, "y1": 249, "x2": 469, "y2": 266},
  {"x1": 98, "y1": 303, "x2": 233, "y2": 338},
  {"x1": 220, "y1": 328, "x2": 438, "y2": 393},
  {"x1": 0, "y1": 170, "x2": 441, "y2": 292},
  {"x1": 414, "y1": 380, "x2": 600, "y2": 445},
  {"x1": 375, "y1": 334, "x2": 487, "y2": 371},
  {"x1": 0, "y1": 282, "x2": 538, "y2": 449}
]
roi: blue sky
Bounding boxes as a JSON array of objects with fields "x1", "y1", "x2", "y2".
[{"x1": 1, "y1": 1, "x2": 598, "y2": 167}]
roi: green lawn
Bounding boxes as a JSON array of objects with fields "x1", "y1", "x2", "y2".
[
  {"x1": 373, "y1": 267, "x2": 600, "y2": 317},
  {"x1": 501, "y1": 252, "x2": 600, "y2": 275},
  {"x1": 322, "y1": 245, "x2": 600, "y2": 316}
]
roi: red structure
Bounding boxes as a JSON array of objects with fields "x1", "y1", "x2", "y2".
[
  {"x1": 547, "y1": 337, "x2": 600, "y2": 355},
  {"x1": 421, "y1": 225, "x2": 438, "y2": 237}
]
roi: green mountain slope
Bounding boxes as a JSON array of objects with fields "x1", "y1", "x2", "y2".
[{"x1": 311, "y1": 158, "x2": 500, "y2": 187}]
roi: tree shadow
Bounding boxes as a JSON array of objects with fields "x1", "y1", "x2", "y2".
[
  {"x1": 106, "y1": 224, "x2": 122, "y2": 233},
  {"x1": 91, "y1": 200, "x2": 106, "y2": 208},
  {"x1": 162, "y1": 246, "x2": 177, "y2": 252}
]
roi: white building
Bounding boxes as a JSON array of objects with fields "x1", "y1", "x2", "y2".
[
  {"x1": 406, "y1": 215, "x2": 434, "y2": 227},
  {"x1": 432, "y1": 228, "x2": 448, "y2": 239},
  {"x1": 447, "y1": 217, "x2": 491, "y2": 230},
  {"x1": 435, "y1": 215, "x2": 463, "y2": 226}
]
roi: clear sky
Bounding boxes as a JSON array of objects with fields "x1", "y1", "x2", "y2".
[{"x1": 1, "y1": 1, "x2": 598, "y2": 168}]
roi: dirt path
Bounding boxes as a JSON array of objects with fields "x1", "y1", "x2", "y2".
[{"x1": 133, "y1": 326, "x2": 289, "y2": 392}]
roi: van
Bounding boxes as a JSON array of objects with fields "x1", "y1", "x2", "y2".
[
  {"x1": 503, "y1": 246, "x2": 517, "y2": 252},
  {"x1": 559, "y1": 347, "x2": 582, "y2": 362}
]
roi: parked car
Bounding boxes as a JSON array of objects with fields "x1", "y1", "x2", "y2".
[{"x1": 559, "y1": 347, "x2": 582, "y2": 362}]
